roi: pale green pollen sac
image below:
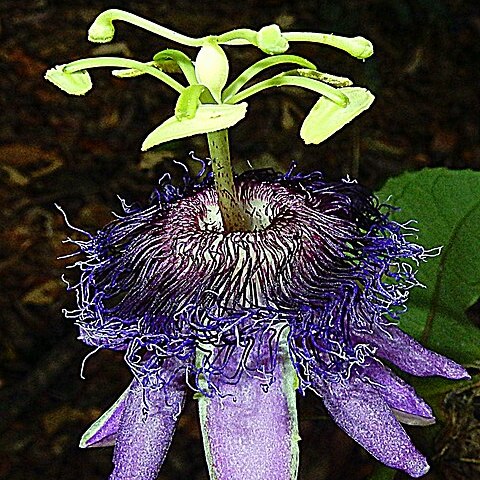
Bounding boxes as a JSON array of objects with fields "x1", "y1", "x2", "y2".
[
  {"x1": 111, "y1": 61, "x2": 158, "y2": 78},
  {"x1": 44, "y1": 65, "x2": 92, "y2": 95},
  {"x1": 300, "y1": 86, "x2": 375, "y2": 144},
  {"x1": 347, "y1": 36, "x2": 374, "y2": 59},
  {"x1": 88, "y1": 11, "x2": 116, "y2": 43},
  {"x1": 294, "y1": 69, "x2": 353, "y2": 88},
  {"x1": 256, "y1": 24, "x2": 289, "y2": 54}
]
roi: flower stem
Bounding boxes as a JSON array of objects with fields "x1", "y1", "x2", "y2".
[{"x1": 207, "y1": 129, "x2": 250, "y2": 232}]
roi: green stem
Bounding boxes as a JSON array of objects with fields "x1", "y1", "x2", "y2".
[
  {"x1": 207, "y1": 130, "x2": 250, "y2": 232},
  {"x1": 63, "y1": 57, "x2": 185, "y2": 94}
]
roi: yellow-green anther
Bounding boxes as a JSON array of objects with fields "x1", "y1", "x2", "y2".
[
  {"x1": 340, "y1": 36, "x2": 373, "y2": 59},
  {"x1": 300, "y1": 86, "x2": 375, "y2": 144},
  {"x1": 112, "y1": 62, "x2": 157, "y2": 78},
  {"x1": 257, "y1": 24, "x2": 289, "y2": 54},
  {"x1": 175, "y1": 85, "x2": 206, "y2": 120},
  {"x1": 195, "y1": 39, "x2": 229, "y2": 103},
  {"x1": 294, "y1": 69, "x2": 353, "y2": 87},
  {"x1": 44, "y1": 65, "x2": 92, "y2": 95}
]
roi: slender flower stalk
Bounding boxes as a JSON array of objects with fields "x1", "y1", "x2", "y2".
[{"x1": 206, "y1": 129, "x2": 251, "y2": 231}]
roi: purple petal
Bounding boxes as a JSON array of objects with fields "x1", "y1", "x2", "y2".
[
  {"x1": 362, "y1": 325, "x2": 469, "y2": 379},
  {"x1": 317, "y1": 376, "x2": 430, "y2": 477},
  {"x1": 109, "y1": 376, "x2": 186, "y2": 480},
  {"x1": 363, "y1": 359, "x2": 435, "y2": 426},
  {"x1": 198, "y1": 347, "x2": 299, "y2": 480},
  {"x1": 80, "y1": 386, "x2": 129, "y2": 448}
]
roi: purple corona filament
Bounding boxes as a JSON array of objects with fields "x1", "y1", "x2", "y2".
[{"x1": 64, "y1": 167, "x2": 468, "y2": 479}]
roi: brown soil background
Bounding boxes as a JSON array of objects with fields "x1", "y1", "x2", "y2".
[{"x1": 0, "y1": 1, "x2": 479, "y2": 479}]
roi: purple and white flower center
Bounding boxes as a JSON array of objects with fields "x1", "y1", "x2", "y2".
[{"x1": 66, "y1": 172, "x2": 430, "y2": 391}]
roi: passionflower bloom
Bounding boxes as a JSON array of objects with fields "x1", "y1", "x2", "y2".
[{"x1": 64, "y1": 167, "x2": 468, "y2": 480}]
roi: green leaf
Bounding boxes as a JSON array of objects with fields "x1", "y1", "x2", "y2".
[
  {"x1": 44, "y1": 65, "x2": 92, "y2": 95},
  {"x1": 377, "y1": 168, "x2": 480, "y2": 364},
  {"x1": 141, "y1": 103, "x2": 248, "y2": 150},
  {"x1": 300, "y1": 86, "x2": 374, "y2": 144}
]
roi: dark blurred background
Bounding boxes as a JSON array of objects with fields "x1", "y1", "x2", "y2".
[{"x1": 0, "y1": 1, "x2": 479, "y2": 479}]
